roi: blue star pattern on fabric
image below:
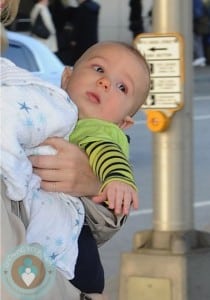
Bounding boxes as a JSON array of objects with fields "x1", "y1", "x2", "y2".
[
  {"x1": 18, "y1": 102, "x2": 32, "y2": 113},
  {"x1": 24, "y1": 118, "x2": 34, "y2": 127},
  {"x1": 75, "y1": 219, "x2": 80, "y2": 227},
  {"x1": 31, "y1": 189, "x2": 40, "y2": 201},
  {"x1": 38, "y1": 113, "x2": 47, "y2": 125},
  {"x1": 2, "y1": 57, "x2": 82, "y2": 279},
  {"x1": 55, "y1": 238, "x2": 64, "y2": 247},
  {"x1": 50, "y1": 253, "x2": 59, "y2": 261}
]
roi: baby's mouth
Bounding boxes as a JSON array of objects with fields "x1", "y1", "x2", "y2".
[{"x1": 86, "y1": 92, "x2": 100, "y2": 104}]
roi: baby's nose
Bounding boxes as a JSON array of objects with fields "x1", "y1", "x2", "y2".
[{"x1": 96, "y1": 77, "x2": 110, "y2": 91}]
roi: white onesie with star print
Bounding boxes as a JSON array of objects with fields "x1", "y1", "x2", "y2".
[{"x1": 0, "y1": 58, "x2": 84, "y2": 280}]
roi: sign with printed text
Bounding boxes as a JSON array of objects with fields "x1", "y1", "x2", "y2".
[{"x1": 134, "y1": 33, "x2": 184, "y2": 110}]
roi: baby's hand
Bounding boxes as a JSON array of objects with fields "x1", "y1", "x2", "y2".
[{"x1": 92, "y1": 181, "x2": 139, "y2": 215}]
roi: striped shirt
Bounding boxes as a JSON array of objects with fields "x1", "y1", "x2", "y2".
[{"x1": 69, "y1": 119, "x2": 137, "y2": 192}]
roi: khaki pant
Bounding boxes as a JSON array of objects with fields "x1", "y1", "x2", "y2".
[{"x1": 0, "y1": 181, "x2": 81, "y2": 300}]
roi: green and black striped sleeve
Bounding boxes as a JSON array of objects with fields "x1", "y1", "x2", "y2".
[{"x1": 81, "y1": 140, "x2": 137, "y2": 192}]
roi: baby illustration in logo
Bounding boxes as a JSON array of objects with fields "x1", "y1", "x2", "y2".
[{"x1": 18, "y1": 257, "x2": 38, "y2": 287}]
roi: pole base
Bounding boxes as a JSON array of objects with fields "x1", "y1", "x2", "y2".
[{"x1": 118, "y1": 230, "x2": 210, "y2": 300}]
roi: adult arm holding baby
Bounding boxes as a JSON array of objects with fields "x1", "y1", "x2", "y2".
[{"x1": 30, "y1": 137, "x2": 101, "y2": 197}]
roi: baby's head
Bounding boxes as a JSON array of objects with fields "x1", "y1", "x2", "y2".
[{"x1": 62, "y1": 41, "x2": 150, "y2": 129}]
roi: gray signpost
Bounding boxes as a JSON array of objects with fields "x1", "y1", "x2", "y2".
[{"x1": 119, "y1": 1, "x2": 210, "y2": 299}]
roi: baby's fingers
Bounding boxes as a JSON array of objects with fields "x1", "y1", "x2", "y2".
[
  {"x1": 122, "y1": 193, "x2": 132, "y2": 215},
  {"x1": 92, "y1": 193, "x2": 107, "y2": 203},
  {"x1": 106, "y1": 189, "x2": 122, "y2": 215},
  {"x1": 131, "y1": 191, "x2": 139, "y2": 210},
  {"x1": 121, "y1": 190, "x2": 139, "y2": 215}
]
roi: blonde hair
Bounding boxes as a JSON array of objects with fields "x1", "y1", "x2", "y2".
[
  {"x1": 0, "y1": 0, "x2": 20, "y2": 52},
  {"x1": 0, "y1": 0, "x2": 20, "y2": 26}
]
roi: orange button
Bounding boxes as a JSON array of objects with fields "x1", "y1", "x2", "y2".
[{"x1": 146, "y1": 111, "x2": 170, "y2": 132}]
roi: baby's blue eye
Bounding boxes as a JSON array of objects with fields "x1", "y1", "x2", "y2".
[
  {"x1": 117, "y1": 83, "x2": 127, "y2": 94},
  {"x1": 93, "y1": 65, "x2": 104, "y2": 73}
]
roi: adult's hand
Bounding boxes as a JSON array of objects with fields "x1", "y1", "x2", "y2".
[{"x1": 29, "y1": 137, "x2": 101, "y2": 196}]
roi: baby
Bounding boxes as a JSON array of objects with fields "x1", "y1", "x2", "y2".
[{"x1": 1, "y1": 41, "x2": 150, "y2": 280}]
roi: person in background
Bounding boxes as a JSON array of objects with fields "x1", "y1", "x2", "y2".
[
  {"x1": 193, "y1": 0, "x2": 207, "y2": 66},
  {"x1": 49, "y1": 0, "x2": 74, "y2": 64},
  {"x1": 50, "y1": 0, "x2": 78, "y2": 65},
  {"x1": 30, "y1": 0, "x2": 58, "y2": 53},
  {"x1": 70, "y1": 0, "x2": 100, "y2": 64},
  {"x1": 128, "y1": 0, "x2": 144, "y2": 38},
  {"x1": 49, "y1": 0, "x2": 66, "y2": 49}
]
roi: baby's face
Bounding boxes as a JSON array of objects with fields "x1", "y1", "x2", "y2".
[{"x1": 65, "y1": 42, "x2": 149, "y2": 126}]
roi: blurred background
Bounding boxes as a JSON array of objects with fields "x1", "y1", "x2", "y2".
[
  {"x1": 6, "y1": 0, "x2": 210, "y2": 66},
  {"x1": 7, "y1": 0, "x2": 153, "y2": 42}
]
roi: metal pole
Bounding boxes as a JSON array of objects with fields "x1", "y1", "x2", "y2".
[{"x1": 152, "y1": 0, "x2": 194, "y2": 231}]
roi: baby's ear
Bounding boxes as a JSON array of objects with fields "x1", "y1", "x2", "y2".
[
  {"x1": 119, "y1": 116, "x2": 134, "y2": 130},
  {"x1": 61, "y1": 66, "x2": 72, "y2": 90}
]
